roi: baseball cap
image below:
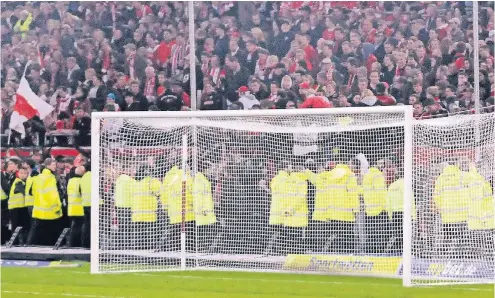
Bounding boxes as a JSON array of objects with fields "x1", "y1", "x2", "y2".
[
  {"x1": 238, "y1": 86, "x2": 249, "y2": 93},
  {"x1": 107, "y1": 93, "x2": 116, "y2": 100}
]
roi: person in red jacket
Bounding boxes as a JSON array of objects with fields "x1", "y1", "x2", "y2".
[
  {"x1": 155, "y1": 29, "x2": 176, "y2": 68},
  {"x1": 299, "y1": 95, "x2": 333, "y2": 109},
  {"x1": 375, "y1": 82, "x2": 397, "y2": 105}
]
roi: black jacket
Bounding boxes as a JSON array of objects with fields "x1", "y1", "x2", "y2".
[
  {"x1": 1, "y1": 172, "x2": 15, "y2": 198},
  {"x1": 200, "y1": 91, "x2": 224, "y2": 110},
  {"x1": 156, "y1": 89, "x2": 183, "y2": 111}
]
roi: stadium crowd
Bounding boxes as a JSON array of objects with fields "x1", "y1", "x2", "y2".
[
  {"x1": 1, "y1": 1, "x2": 494, "y2": 147},
  {"x1": 0, "y1": 1, "x2": 494, "y2": 251}
]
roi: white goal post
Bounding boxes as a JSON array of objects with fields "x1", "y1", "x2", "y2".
[{"x1": 90, "y1": 106, "x2": 494, "y2": 287}]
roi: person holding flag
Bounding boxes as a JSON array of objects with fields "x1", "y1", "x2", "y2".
[{"x1": 9, "y1": 66, "x2": 54, "y2": 143}]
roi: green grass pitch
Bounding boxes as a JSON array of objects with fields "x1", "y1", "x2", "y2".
[{"x1": 1, "y1": 264, "x2": 493, "y2": 298}]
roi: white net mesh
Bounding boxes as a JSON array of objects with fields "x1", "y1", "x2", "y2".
[
  {"x1": 410, "y1": 113, "x2": 495, "y2": 285},
  {"x1": 93, "y1": 109, "x2": 409, "y2": 274},
  {"x1": 92, "y1": 110, "x2": 495, "y2": 285}
]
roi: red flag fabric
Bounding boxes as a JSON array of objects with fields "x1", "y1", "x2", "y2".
[{"x1": 9, "y1": 76, "x2": 54, "y2": 137}]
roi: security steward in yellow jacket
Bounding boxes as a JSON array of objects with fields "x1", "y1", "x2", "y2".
[
  {"x1": 304, "y1": 159, "x2": 360, "y2": 253},
  {"x1": 115, "y1": 167, "x2": 136, "y2": 245},
  {"x1": 464, "y1": 163, "x2": 493, "y2": 256},
  {"x1": 132, "y1": 164, "x2": 161, "y2": 250},
  {"x1": 27, "y1": 158, "x2": 63, "y2": 246},
  {"x1": 8, "y1": 166, "x2": 30, "y2": 244},
  {"x1": 433, "y1": 162, "x2": 471, "y2": 254},
  {"x1": 24, "y1": 159, "x2": 39, "y2": 225},
  {"x1": 79, "y1": 166, "x2": 92, "y2": 248},
  {"x1": 193, "y1": 164, "x2": 217, "y2": 252},
  {"x1": 67, "y1": 166, "x2": 86, "y2": 247},
  {"x1": 362, "y1": 162, "x2": 389, "y2": 253},
  {"x1": 386, "y1": 170, "x2": 417, "y2": 254},
  {"x1": 269, "y1": 161, "x2": 308, "y2": 254},
  {"x1": 161, "y1": 164, "x2": 195, "y2": 251}
]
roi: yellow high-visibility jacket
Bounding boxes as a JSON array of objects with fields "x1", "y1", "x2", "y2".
[
  {"x1": 193, "y1": 172, "x2": 216, "y2": 226},
  {"x1": 24, "y1": 174, "x2": 38, "y2": 207},
  {"x1": 362, "y1": 167, "x2": 387, "y2": 216},
  {"x1": 67, "y1": 177, "x2": 84, "y2": 217},
  {"x1": 32, "y1": 169, "x2": 62, "y2": 220},
  {"x1": 80, "y1": 171, "x2": 92, "y2": 207},
  {"x1": 386, "y1": 178, "x2": 417, "y2": 221},
  {"x1": 132, "y1": 177, "x2": 161, "y2": 222},
  {"x1": 115, "y1": 174, "x2": 136, "y2": 208},
  {"x1": 433, "y1": 165, "x2": 469, "y2": 224},
  {"x1": 270, "y1": 170, "x2": 308, "y2": 228},
  {"x1": 13, "y1": 13, "x2": 33, "y2": 38},
  {"x1": 307, "y1": 165, "x2": 360, "y2": 222},
  {"x1": 1, "y1": 188, "x2": 7, "y2": 201},
  {"x1": 8, "y1": 178, "x2": 26, "y2": 209},
  {"x1": 162, "y1": 167, "x2": 194, "y2": 224},
  {"x1": 465, "y1": 167, "x2": 493, "y2": 230}
]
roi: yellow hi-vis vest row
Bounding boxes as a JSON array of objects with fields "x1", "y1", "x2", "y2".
[
  {"x1": 362, "y1": 167, "x2": 387, "y2": 216},
  {"x1": 8, "y1": 178, "x2": 26, "y2": 209},
  {"x1": 67, "y1": 177, "x2": 84, "y2": 217},
  {"x1": 162, "y1": 166, "x2": 195, "y2": 225},
  {"x1": 132, "y1": 177, "x2": 161, "y2": 222},
  {"x1": 433, "y1": 165, "x2": 469, "y2": 224},
  {"x1": 193, "y1": 172, "x2": 216, "y2": 226},
  {"x1": 24, "y1": 175, "x2": 37, "y2": 207},
  {"x1": 32, "y1": 169, "x2": 62, "y2": 220},
  {"x1": 306, "y1": 164, "x2": 360, "y2": 222},
  {"x1": 465, "y1": 167, "x2": 494, "y2": 230},
  {"x1": 269, "y1": 170, "x2": 308, "y2": 228},
  {"x1": 386, "y1": 178, "x2": 417, "y2": 221},
  {"x1": 115, "y1": 174, "x2": 135, "y2": 208}
]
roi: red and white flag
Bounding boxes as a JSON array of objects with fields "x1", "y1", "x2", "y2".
[{"x1": 9, "y1": 76, "x2": 54, "y2": 137}]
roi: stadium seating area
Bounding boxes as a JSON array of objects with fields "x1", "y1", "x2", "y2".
[{"x1": 1, "y1": 1, "x2": 494, "y2": 150}]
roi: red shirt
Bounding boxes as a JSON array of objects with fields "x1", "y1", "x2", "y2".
[
  {"x1": 135, "y1": 5, "x2": 153, "y2": 19},
  {"x1": 181, "y1": 91, "x2": 191, "y2": 108},
  {"x1": 304, "y1": 45, "x2": 318, "y2": 64},
  {"x1": 299, "y1": 96, "x2": 333, "y2": 109},
  {"x1": 155, "y1": 40, "x2": 176, "y2": 65},
  {"x1": 376, "y1": 95, "x2": 397, "y2": 105},
  {"x1": 322, "y1": 29, "x2": 335, "y2": 41}
]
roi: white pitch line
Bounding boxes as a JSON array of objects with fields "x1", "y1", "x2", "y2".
[
  {"x1": 1, "y1": 290, "x2": 125, "y2": 298},
  {"x1": 132, "y1": 273, "x2": 492, "y2": 292}
]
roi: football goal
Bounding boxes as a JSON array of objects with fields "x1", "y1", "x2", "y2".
[{"x1": 90, "y1": 107, "x2": 494, "y2": 287}]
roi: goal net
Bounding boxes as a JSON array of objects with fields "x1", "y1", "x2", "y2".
[
  {"x1": 90, "y1": 107, "x2": 494, "y2": 287},
  {"x1": 409, "y1": 113, "x2": 495, "y2": 286}
]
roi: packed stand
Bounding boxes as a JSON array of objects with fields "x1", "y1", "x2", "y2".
[{"x1": 1, "y1": 1, "x2": 495, "y2": 148}]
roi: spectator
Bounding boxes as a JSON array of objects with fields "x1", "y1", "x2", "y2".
[
  {"x1": 0, "y1": 1, "x2": 493, "y2": 149},
  {"x1": 72, "y1": 107, "x2": 91, "y2": 146}
]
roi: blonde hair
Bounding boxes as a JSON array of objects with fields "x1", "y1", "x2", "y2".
[
  {"x1": 251, "y1": 27, "x2": 266, "y2": 42},
  {"x1": 267, "y1": 55, "x2": 279, "y2": 64}
]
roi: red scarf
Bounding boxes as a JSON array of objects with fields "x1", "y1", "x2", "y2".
[
  {"x1": 144, "y1": 76, "x2": 156, "y2": 97},
  {"x1": 103, "y1": 51, "x2": 111, "y2": 70},
  {"x1": 209, "y1": 67, "x2": 225, "y2": 85},
  {"x1": 347, "y1": 74, "x2": 354, "y2": 87},
  {"x1": 171, "y1": 43, "x2": 188, "y2": 75}
]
